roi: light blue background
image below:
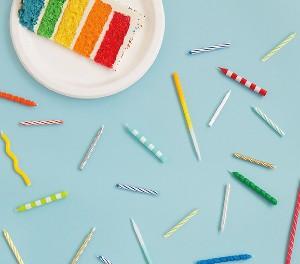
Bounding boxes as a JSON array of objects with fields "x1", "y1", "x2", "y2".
[{"x1": 1, "y1": 0, "x2": 300, "y2": 263}]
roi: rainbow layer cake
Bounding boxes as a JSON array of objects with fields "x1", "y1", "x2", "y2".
[{"x1": 18, "y1": 0, "x2": 143, "y2": 69}]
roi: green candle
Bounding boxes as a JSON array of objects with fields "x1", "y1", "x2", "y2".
[{"x1": 230, "y1": 171, "x2": 277, "y2": 205}]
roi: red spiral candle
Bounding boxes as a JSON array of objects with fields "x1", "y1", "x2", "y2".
[
  {"x1": 0, "y1": 91, "x2": 37, "y2": 107},
  {"x1": 285, "y1": 185, "x2": 300, "y2": 264}
]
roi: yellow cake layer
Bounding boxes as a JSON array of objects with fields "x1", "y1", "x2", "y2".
[{"x1": 54, "y1": 0, "x2": 89, "y2": 48}]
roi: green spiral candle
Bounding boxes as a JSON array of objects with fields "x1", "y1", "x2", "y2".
[{"x1": 230, "y1": 171, "x2": 278, "y2": 205}]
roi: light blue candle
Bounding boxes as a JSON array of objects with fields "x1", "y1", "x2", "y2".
[{"x1": 125, "y1": 124, "x2": 166, "y2": 163}]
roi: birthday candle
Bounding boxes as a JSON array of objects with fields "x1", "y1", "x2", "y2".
[
  {"x1": 71, "y1": 227, "x2": 96, "y2": 264},
  {"x1": 189, "y1": 42, "x2": 231, "y2": 54},
  {"x1": 262, "y1": 33, "x2": 296, "y2": 62},
  {"x1": 230, "y1": 171, "x2": 277, "y2": 205},
  {"x1": 0, "y1": 91, "x2": 37, "y2": 107},
  {"x1": 208, "y1": 89, "x2": 231, "y2": 127},
  {"x1": 285, "y1": 184, "x2": 300, "y2": 264},
  {"x1": 97, "y1": 256, "x2": 112, "y2": 264},
  {"x1": 164, "y1": 209, "x2": 199, "y2": 238},
  {"x1": 79, "y1": 126, "x2": 104, "y2": 170},
  {"x1": 196, "y1": 254, "x2": 252, "y2": 264},
  {"x1": 19, "y1": 120, "x2": 63, "y2": 126},
  {"x1": 130, "y1": 218, "x2": 153, "y2": 264},
  {"x1": 116, "y1": 184, "x2": 159, "y2": 196},
  {"x1": 252, "y1": 106, "x2": 285, "y2": 137},
  {"x1": 0, "y1": 131, "x2": 31, "y2": 186},
  {"x1": 16, "y1": 191, "x2": 68, "y2": 212},
  {"x1": 125, "y1": 124, "x2": 166, "y2": 163},
  {"x1": 233, "y1": 152, "x2": 275, "y2": 169},
  {"x1": 3, "y1": 229, "x2": 25, "y2": 264},
  {"x1": 219, "y1": 67, "x2": 267, "y2": 96},
  {"x1": 220, "y1": 184, "x2": 231, "y2": 232},
  {"x1": 172, "y1": 72, "x2": 202, "y2": 160}
]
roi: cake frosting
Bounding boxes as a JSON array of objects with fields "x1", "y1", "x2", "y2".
[{"x1": 19, "y1": 0, "x2": 143, "y2": 69}]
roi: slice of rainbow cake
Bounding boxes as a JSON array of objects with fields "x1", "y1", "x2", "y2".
[{"x1": 18, "y1": 0, "x2": 143, "y2": 69}]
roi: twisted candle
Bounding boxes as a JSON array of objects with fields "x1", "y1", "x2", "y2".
[
  {"x1": 97, "y1": 256, "x2": 112, "y2": 264},
  {"x1": 79, "y1": 126, "x2": 104, "y2": 170},
  {"x1": 164, "y1": 209, "x2": 199, "y2": 238},
  {"x1": 0, "y1": 91, "x2": 37, "y2": 107},
  {"x1": 71, "y1": 227, "x2": 96, "y2": 264},
  {"x1": 116, "y1": 183, "x2": 159, "y2": 196},
  {"x1": 19, "y1": 120, "x2": 63, "y2": 126},
  {"x1": 17, "y1": 191, "x2": 68, "y2": 212},
  {"x1": 262, "y1": 33, "x2": 296, "y2": 62},
  {"x1": 230, "y1": 171, "x2": 277, "y2": 205},
  {"x1": 252, "y1": 107, "x2": 285, "y2": 137},
  {"x1": 1, "y1": 131, "x2": 31, "y2": 186},
  {"x1": 196, "y1": 254, "x2": 252, "y2": 264},
  {"x1": 220, "y1": 184, "x2": 231, "y2": 232},
  {"x1": 285, "y1": 184, "x2": 300, "y2": 264},
  {"x1": 3, "y1": 229, "x2": 25, "y2": 264},
  {"x1": 189, "y1": 42, "x2": 231, "y2": 54},
  {"x1": 233, "y1": 152, "x2": 275, "y2": 169}
]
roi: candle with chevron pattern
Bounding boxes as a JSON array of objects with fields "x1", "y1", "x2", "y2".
[
  {"x1": 16, "y1": 191, "x2": 68, "y2": 212},
  {"x1": 219, "y1": 67, "x2": 267, "y2": 96},
  {"x1": 125, "y1": 124, "x2": 166, "y2": 163}
]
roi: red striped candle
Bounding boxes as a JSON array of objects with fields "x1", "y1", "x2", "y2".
[
  {"x1": 285, "y1": 185, "x2": 300, "y2": 264},
  {"x1": 219, "y1": 67, "x2": 267, "y2": 96}
]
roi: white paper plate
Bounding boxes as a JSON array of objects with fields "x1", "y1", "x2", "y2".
[{"x1": 10, "y1": 0, "x2": 165, "y2": 98}]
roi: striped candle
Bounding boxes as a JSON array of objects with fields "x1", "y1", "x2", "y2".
[
  {"x1": 3, "y1": 229, "x2": 25, "y2": 264},
  {"x1": 19, "y1": 120, "x2": 64, "y2": 126},
  {"x1": 262, "y1": 33, "x2": 296, "y2": 62},
  {"x1": 16, "y1": 191, "x2": 68, "y2": 212},
  {"x1": 125, "y1": 124, "x2": 166, "y2": 163},
  {"x1": 97, "y1": 256, "x2": 112, "y2": 264},
  {"x1": 18, "y1": 0, "x2": 143, "y2": 69},
  {"x1": 116, "y1": 183, "x2": 159, "y2": 196},
  {"x1": 219, "y1": 67, "x2": 267, "y2": 96},
  {"x1": 164, "y1": 209, "x2": 199, "y2": 238},
  {"x1": 252, "y1": 106, "x2": 285, "y2": 137},
  {"x1": 285, "y1": 184, "x2": 300, "y2": 264},
  {"x1": 189, "y1": 42, "x2": 231, "y2": 54}
]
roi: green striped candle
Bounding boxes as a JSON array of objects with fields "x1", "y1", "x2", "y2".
[
  {"x1": 230, "y1": 171, "x2": 277, "y2": 205},
  {"x1": 125, "y1": 124, "x2": 166, "y2": 163},
  {"x1": 16, "y1": 191, "x2": 68, "y2": 212}
]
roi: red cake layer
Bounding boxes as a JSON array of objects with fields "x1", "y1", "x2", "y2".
[{"x1": 94, "y1": 12, "x2": 131, "y2": 68}]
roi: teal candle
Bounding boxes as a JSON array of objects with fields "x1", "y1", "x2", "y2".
[{"x1": 230, "y1": 171, "x2": 277, "y2": 205}]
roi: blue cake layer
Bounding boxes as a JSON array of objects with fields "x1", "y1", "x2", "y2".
[{"x1": 18, "y1": 0, "x2": 45, "y2": 31}]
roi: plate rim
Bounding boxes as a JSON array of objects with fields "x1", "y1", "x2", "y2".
[{"x1": 10, "y1": 0, "x2": 165, "y2": 99}]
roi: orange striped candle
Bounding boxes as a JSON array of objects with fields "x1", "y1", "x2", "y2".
[
  {"x1": 54, "y1": 0, "x2": 89, "y2": 48},
  {"x1": 73, "y1": 0, "x2": 112, "y2": 57}
]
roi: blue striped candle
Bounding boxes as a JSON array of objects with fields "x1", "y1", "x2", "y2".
[{"x1": 125, "y1": 124, "x2": 166, "y2": 163}]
